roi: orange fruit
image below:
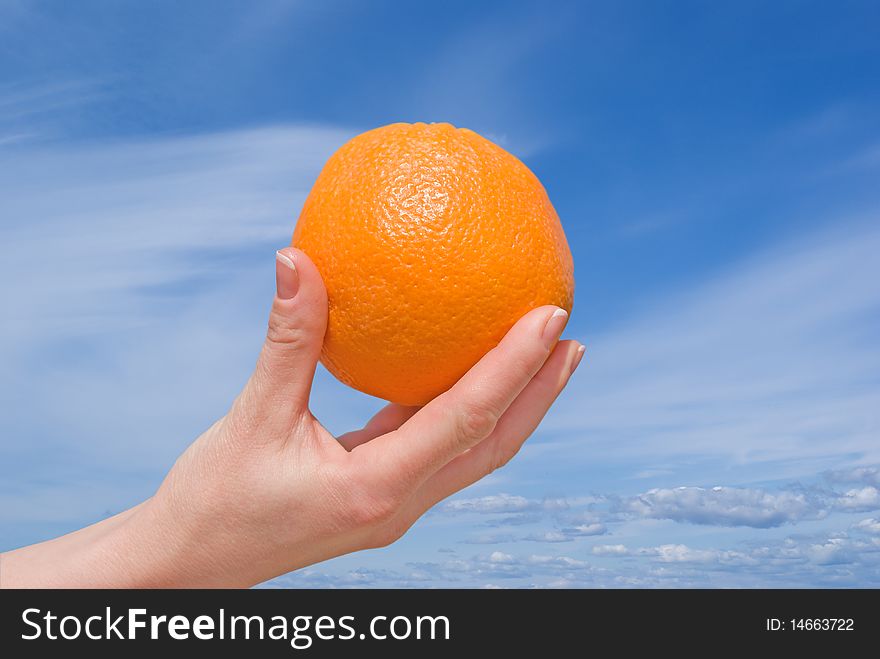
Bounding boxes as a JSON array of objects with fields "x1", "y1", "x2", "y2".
[{"x1": 292, "y1": 122, "x2": 574, "y2": 406}]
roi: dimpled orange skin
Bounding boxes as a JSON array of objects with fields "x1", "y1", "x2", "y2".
[{"x1": 292, "y1": 122, "x2": 574, "y2": 406}]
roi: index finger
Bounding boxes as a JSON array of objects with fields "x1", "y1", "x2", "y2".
[{"x1": 356, "y1": 305, "x2": 568, "y2": 488}]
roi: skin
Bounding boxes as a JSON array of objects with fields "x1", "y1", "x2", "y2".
[{"x1": 0, "y1": 248, "x2": 584, "y2": 588}]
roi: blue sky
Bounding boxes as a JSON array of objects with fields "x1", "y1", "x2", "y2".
[{"x1": 1, "y1": 0, "x2": 879, "y2": 587}]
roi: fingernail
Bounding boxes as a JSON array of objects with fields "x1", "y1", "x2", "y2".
[
  {"x1": 276, "y1": 250, "x2": 299, "y2": 300},
  {"x1": 542, "y1": 308, "x2": 568, "y2": 349},
  {"x1": 570, "y1": 343, "x2": 586, "y2": 374}
]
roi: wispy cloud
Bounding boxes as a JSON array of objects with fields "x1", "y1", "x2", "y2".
[
  {"x1": 0, "y1": 125, "x2": 375, "y2": 543},
  {"x1": 825, "y1": 467, "x2": 880, "y2": 487},
  {"x1": 537, "y1": 216, "x2": 880, "y2": 474},
  {"x1": 406, "y1": 4, "x2": 574, "y2": 156},
  {"x1": 0, "y1": 80, "x2": 104, "y2": 122},
  {"x1": 1, "y1": 124, "x2": 353, "y2": 343},
  {"x1": 0, "y1": 80, "x2": 106, "y2": 143}
]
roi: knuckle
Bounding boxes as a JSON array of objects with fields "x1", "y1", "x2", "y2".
[
  {"x1": 265, "y1": 312, "x2": 305, "y2": 348},
  {"x1": 349, "y1": 492, "x2": 400, "y2": 528},
  {"x1": 458, "y1": 400, "x2": 499, "y2": 442},
  {"x1": 323, "y1": 460, "x2": 407, "y2": 531}
]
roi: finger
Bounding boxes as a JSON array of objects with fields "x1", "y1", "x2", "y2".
[
  {"x1": 337, "y1": 403, "x2": 421, "y2": 451},
  {"x1": 409, "y1": 340, "x2": 583, "y2": 514},
  {"x1": 235, "y1": 248, "x2": 328, "y2": 421},
  {"x1": 360, "y1": 305, "x2": 569, "y2": 488}
]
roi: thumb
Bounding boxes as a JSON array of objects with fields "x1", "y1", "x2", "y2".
[{"x1": 242, "y1": 247, "x2": 328, "y2": 416}]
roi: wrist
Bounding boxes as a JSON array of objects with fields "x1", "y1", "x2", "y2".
[{"x1": 122, "y1": 489, "x2": 251, "y2": 588}]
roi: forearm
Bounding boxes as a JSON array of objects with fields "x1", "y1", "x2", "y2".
[
  {"x1": 1, "y1": 418, "x2": 234, "y2": 589},
  {"x1": 0, "y1": 501, "x2": 153, "y2": 588},
  {"x1": 1, "y1": 485, "x2": 295, "y2": 589},
  {"x1": 0, "y1": 496, "x2": 241, "y2": 589}
]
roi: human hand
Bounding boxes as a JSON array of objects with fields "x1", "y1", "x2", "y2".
[{"x1": 0, "y1": 248, "x2": 583, "y2": 588}]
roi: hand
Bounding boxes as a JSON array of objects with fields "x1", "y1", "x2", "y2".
[{"x1": 0, "y1": 248, "x2": 583, "y2": 588}]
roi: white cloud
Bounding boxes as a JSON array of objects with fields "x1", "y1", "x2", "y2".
[
  {"x1": 806, "y1": 538, "x2": 858, "y2": 566},
  {"x1": 592, "y1": 544, "x2": 629, "y2": 556},
  {"x1": 566, "y1": 522, "x2": 607, "y2": 536},
  {"x1": 488, "y1": 551, "x2": 515, "y2": 564},
  {"x1": 444, "y1": 494, "x2": 533, "y2": 514},
  {"x1": 618, "y1": 486, "x2": 825, "y2": 528},
  {"x1": 526, "y1": 555, "x2": 589, "y2": 569},
  {"x1": 444, "y1": 494, "x2": 570, "y2": 515},
  {"x1": 524, "y1": 530, "x2": 571, "y2": 543},
  {"x1": 834, "y1": 487, "x2": 880, "y2": 512},
  {"x1": 594, "y1": 534, "x2": 876, "y2": 571},
  {"x1": 648, "y1": 544, "x2": 718, "y2": 564},
  {"x1": 461, "y1": 532, "x2": 518, "y2": 545},
  {"x1": 489, "y1": 551, "x2": 514, "y2": 563},
  {"x1": 627, "y1": 544, "x2": 757, "y2": 566},
  {"x1": 265, "y1": 566, "x2": 411, "y2": 589},
  {"x1": 853, "y1": 518, "x2": 880, "y2": 534}
]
